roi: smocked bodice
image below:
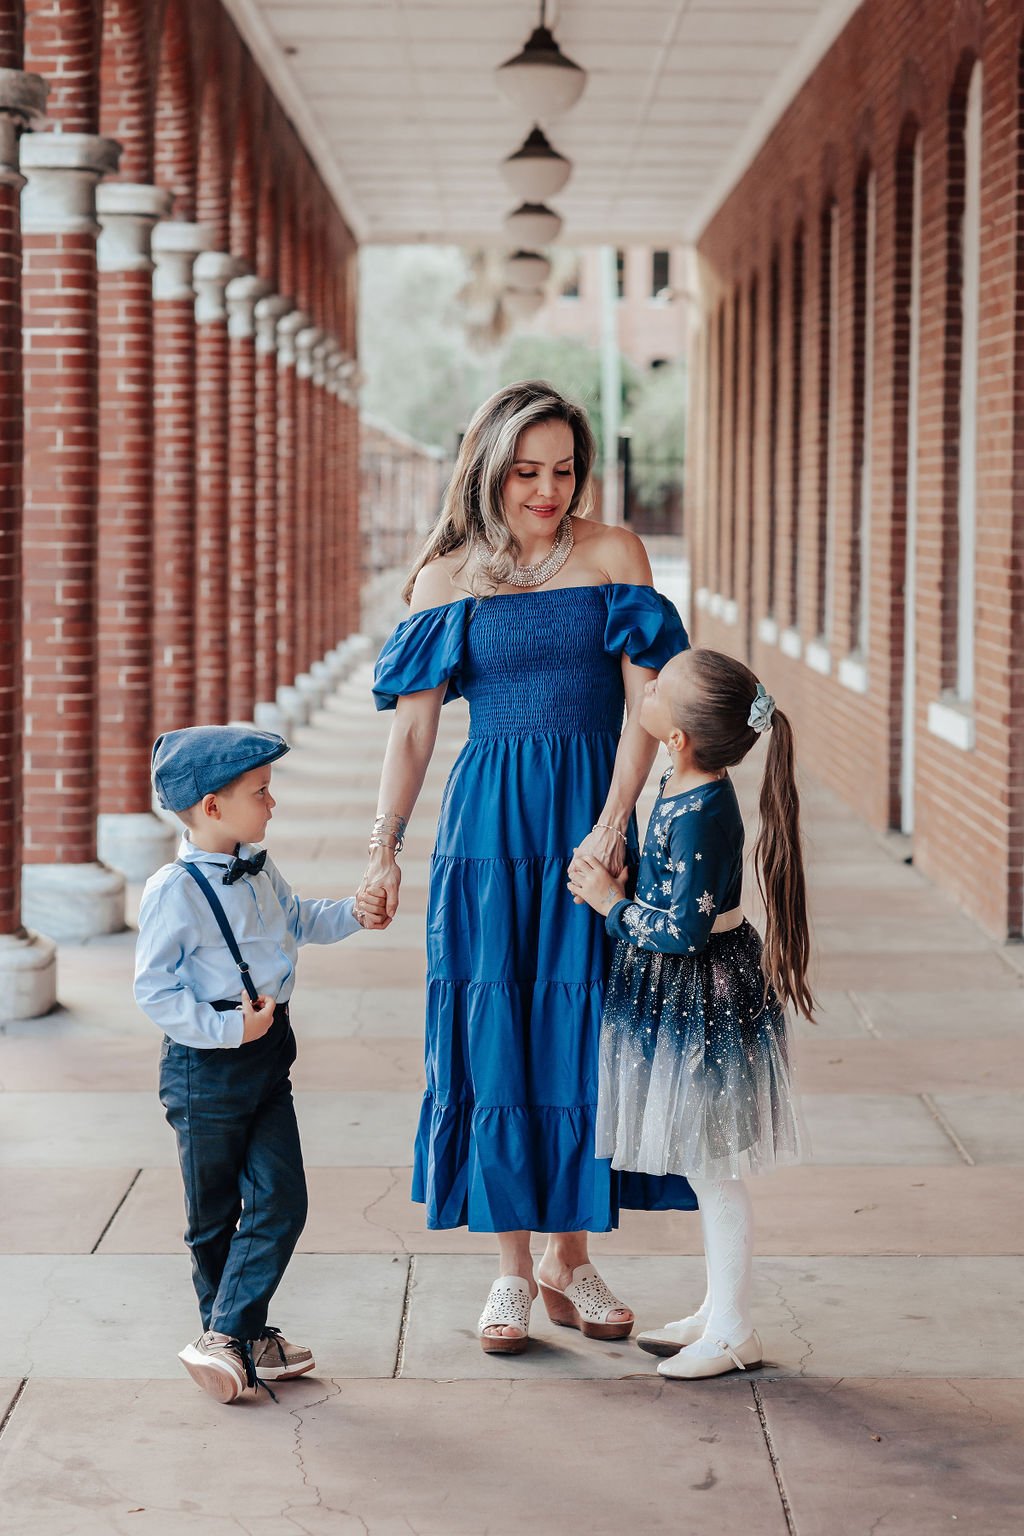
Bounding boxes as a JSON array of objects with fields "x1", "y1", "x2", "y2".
[{"x1": 462, "y1": 589, "x2": 622, "y2": 737}]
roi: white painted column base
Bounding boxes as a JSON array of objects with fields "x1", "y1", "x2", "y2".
[
  {"x1": 310, "y1": 659, "x2": 332, "y2": 689},
  {"x1": 22, "y1": 862, "x2": 126, "y2": 942},
  {"x1": 97, "y1": 811, "x2": 177, "y2": 883},
  {"x1": 295, "y1": 672, "x2": 326, "y2": 709},
  {"x1": 254, "y1": 699, "x2": 290, "y2": 735},
  {"x1": 277, "y1": 685, "x2": 311, "y2": 729},
  {"x1": 0, "y1": 930, "x2": 58, "y2": 1021}
]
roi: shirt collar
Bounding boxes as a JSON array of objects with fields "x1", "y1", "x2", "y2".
[{"x1": 176, "y1": 836, "x2": 263, "y2": 868}]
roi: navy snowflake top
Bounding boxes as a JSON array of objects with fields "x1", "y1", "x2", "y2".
[{"x1": 606, "y1": 772, "x2": 744, "y2": 956}]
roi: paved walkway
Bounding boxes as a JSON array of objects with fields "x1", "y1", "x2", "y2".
[{"x1": 1, "y1": 611, "x2": 1023, "y2": 1534}]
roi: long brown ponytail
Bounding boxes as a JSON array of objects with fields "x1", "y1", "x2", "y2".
[
  {"x1": 668, "y1": 649, "x2": 815, "y2": 1021},
  {"x1": 753, "y1": 707, "x2": 815, "y2": 1021}
]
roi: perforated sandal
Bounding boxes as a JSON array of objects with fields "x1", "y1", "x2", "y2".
[
  {"x1": 478, "y1": 1275, "x2": 534, "y2": 1355},
  {"x1": 539, "y1": 1263, "x2": 634, "y2": 1341}
]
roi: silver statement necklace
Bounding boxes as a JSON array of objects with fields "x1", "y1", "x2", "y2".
[{"x1": 505, "y1": 514, "x2": 575, "y2": 589}]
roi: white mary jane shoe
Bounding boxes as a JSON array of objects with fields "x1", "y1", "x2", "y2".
[
  {"x1": 478, "y1": 1275, "x2": 534, "y2": 1356},
  {"x1": 657, "y1": 1331, "x2": 763, "y2": 1380},
  {"x1": 636, "y1": 1317, "x2": 706, "y2": 1358}
]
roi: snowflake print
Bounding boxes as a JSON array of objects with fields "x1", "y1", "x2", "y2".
[
  {"x1": 695, "y1": 852, "x2": 702, "y2": 861},
  {"x1": 697, "y1": 890, "x2": 716, "y2": 916},
  {"x1": 661, "y1": 879, "x2": 673, "y2": 896},
  {"x1": 675, "y1": 859, "x2": 687, "y2": 873}
]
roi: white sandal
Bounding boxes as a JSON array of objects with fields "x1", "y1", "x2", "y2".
[
  {"x1": 539, "y1": 1263, "x2": 634, "y2": 1341},
  {"x1": 478, "y1": 1275, "x2": 534, "y2": 1355}
]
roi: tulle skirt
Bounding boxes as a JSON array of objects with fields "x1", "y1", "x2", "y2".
[{"x1": 596, "y1": 921, "x2": 803, "y2": 1181}]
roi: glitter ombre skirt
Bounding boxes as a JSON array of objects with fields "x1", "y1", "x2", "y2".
[{"x1": 596, "y1": 921, "x2": 803, "y2": 1181}]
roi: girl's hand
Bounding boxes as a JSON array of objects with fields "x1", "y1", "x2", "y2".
[{"x1": 567, "y1": 853, "x2": 627, "y2": 916}]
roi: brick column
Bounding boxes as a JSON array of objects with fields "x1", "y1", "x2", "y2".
[
  {"x1": 310, "y1": 333, "x2": 333, "y2": 681},
  {"x1": 293, "y1": 322, "x2": 326, "y2": 711},
  {"x1": 20, "y1": 129, "x2": 127, "y2": 941},
  {"x1": 95, "y1": 181, "x2": 177, "y2": 881},
  {"x1": 0, "y1": 67, "x2": 56, "y2": 1015},
  {"x1": 322, "y1": 343, "x2": 343, "y2": 672},
  {"x1": 151, "y1": 220, "x2": 209, "y2": 737},
  {"x1": 193, "y1": 249, "x2": 244, "y2": 724},
  {"x1": 273, "y1": 307, "x2": 309, "y2": 729},
  {"x1": 252, "y1": 291, "x2": 292, "y2": 734},
  {"x1": 225, "y1": 272, "x2": 270, "y2": 723}
]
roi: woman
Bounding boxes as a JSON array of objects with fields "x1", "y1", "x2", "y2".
[{"x1": 358, "y1": 381, "x2": 695, "y2": 1353}]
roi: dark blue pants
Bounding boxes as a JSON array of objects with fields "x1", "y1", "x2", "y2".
[{"x1": 159, "y1": 1007, "x2": 307, "y2": 1341}]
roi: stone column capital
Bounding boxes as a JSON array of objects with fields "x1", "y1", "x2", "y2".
[
  {"x1": 254, "y1": 293, "x2": 294, "y2": 354},
  {"x1": 96, "y1": 182, "x2": 174, "y2": 273},
  {"x1": 295, "y1": 324, "x2": 326, "y2": 381},
  {"x1": 276, "y1": 308, "x2": 311, "y2": 368},
  {"x1": 20, "y1": 132, "x2": 122, "y2": 235},
  {"x1": 0, "y1": 69, "x2": 48, "y2": 187},
  {"x1": 193, "y1": 250, "x2": 247, "y2": 325},
  {"x1": 311, "y1": 333, "x2": 335, "y2": 388},
  {"x1": 152, "y1": 220, "x2": 213, "y2": 300},
  {"x1": 225, "y1": 274, "x2": 272, "y2": 339}
]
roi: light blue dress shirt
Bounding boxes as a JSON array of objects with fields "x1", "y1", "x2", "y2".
[{"x1": 134, "y1": 836, "x2": 360, "y2": 1049}]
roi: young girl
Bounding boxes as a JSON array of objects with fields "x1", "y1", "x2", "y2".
[{"x1": 567, "y1": 647, "x2": 811, "y2": 1380}]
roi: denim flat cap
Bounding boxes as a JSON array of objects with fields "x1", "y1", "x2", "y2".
[{"x1": 152, "y1": 726, "x2": 290, "y2": 812}]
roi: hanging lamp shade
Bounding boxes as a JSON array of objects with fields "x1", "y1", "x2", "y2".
[
  {"x1": 503, "y1": 201, "x2": 563, "y2": 246},
  {"x1": 495, "y1": 13, "x2": 587, "y2": 120},
  {"x1": 504, "y1": 288, "x2": 546, "y2": 321},
  {"x1": 505, "y1": 250, "x2": 552, "y2": 290},
  {"x1": 501, "y1": 126, "x2": 571, "y2": 201}
]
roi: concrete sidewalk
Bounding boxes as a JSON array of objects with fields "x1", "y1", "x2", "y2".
[{"x1": 1, "y1": 646, "x2": 1023, "y2": 1534}]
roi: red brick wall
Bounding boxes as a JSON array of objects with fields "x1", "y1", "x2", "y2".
[{"x1": 690, "y1": 0, "x2": 1024, "y2": 939}]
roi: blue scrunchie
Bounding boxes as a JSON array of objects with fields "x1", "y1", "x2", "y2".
[{"x1": 748, "y1": 682, "x2": 776, "y2": 734}]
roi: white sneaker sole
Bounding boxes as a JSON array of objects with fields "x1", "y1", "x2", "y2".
[
  {"x1": 178, "y1": 1343, "x2": 247, "y2": 1402},
  {"x1": 255, "y1": 1356, "x2": 316, "y2": 1381}
]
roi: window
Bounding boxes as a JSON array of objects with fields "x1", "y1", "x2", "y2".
[
  {"x1": 560, "y1": 258, "x2": 581, "y2": 299},
  {"x1": 767, "y1": 250, "x2": 780, "y2": 619},
  {"x1": 850, "y1": 169, "x2": 876, "y2": 660},
  {"x1": 727, "y1": 287, "x2": 741, "y2": 602},
  {"x1": 745, "y1": 276, "x2": 758, "y2": 636},
  {"x1": 893, "y1": 127, "x2": 923, "y2": 825},
  {"x1": 788, "y1": 226, "x2": 805, "y2": 635},
  {"x1": 816, "y1": 198, "x2": 839, "y2": 649},
  {"x1": 713, "y1": 303, "x2": 726, "y2": 596},
  {"x1": 615, "y1": 248, "x2": 626, "y2": 299},
  {"x1": 651, "y1": 249, "x2": 670, "y2": 297},
  {"x1": 955, "y1": 64, "x2": 981, "y2": 704}
]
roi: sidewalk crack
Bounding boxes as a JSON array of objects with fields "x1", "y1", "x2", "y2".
[{"x1": 751, "y1": 1380, "x2": 797, "y2": 1536}]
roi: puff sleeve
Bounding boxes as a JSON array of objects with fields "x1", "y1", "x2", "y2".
[
  {"x1": 372, "y1": 598, "x2": 473, "y2": 711},
  {"x1": 603, "y1": 584, "x2": 689, "y2": 669}
]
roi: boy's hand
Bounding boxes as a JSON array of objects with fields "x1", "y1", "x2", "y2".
[
  {"x1": 241, "y1": 992, "x2": 277, "y2": 1042},
  {"x1": 567, "y1": 853, "x2": 627, "y2": 916},
  {"x1": 356, "y1": 885, "x2": 391, "y2": 930}
]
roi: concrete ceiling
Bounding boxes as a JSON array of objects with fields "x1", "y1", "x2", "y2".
[{"x1": 223, "y1": 0, "x2": 864, "y2": 246}]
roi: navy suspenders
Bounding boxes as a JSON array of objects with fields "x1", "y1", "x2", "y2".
[{"x1": 177, "y1": 858, "x2": 261, "y2": 1005}]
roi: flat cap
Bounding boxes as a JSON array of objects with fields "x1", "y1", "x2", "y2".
[{"x1": 152, "y1": 726, "x2": 290, "y2": 812}]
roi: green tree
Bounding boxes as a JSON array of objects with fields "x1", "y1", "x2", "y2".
[{"x1": 498, "y1": 335, "x2": 637, "y2": 463}]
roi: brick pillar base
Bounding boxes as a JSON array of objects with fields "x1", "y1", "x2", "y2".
[
  {"x1": 20, "y1": 129, "x2": 126, "y2": 941},
  {"x1": 0, "y1": 71, "x2": 57, "y2": 1014}
]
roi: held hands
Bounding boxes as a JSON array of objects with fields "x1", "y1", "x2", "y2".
[
  {"x1": 355, "y1": 885, "x2": 390, "y2": 929},
  {"x1": 567, "y1": 852, "x2": 627, "y2": 916},
  {"x1": 242, "y1": 992, "x2": 277, "y2": 1043}
]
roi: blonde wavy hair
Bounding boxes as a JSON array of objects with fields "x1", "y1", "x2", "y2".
[{"x1": 402, "y1": 380, "x2": 597, "y2": 603}]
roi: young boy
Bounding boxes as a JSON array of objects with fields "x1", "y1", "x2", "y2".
[{"x1": 134, "y1": 725, "x2": 385, "y2": 1403}]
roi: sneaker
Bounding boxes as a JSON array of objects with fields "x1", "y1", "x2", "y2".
[
  {"x1": 178, "y1": 1331, "x2": 252, "y2": 1402},
  {"x1": 250, "y1": 1326, "x2": 315, "y2": 1381}
]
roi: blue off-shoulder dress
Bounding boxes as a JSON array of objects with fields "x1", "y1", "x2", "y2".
[{"x1": 373, "y1": 583, "x2": 698, "y2": 1232}]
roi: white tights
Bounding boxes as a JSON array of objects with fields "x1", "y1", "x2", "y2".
[{"x1": 672, "y1": 1175, "x2": 754, "y2": 1348}]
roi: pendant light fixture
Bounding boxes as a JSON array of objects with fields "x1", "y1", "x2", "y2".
[
  {"x1": 500, "y1": 126, "x2": 572, "y2": 200},
  {"x1": 503, "y1": 201, "x2": 563, "y2": 245},
  {"x1": 505, "y1": 251, "x2": 552, "y2": 290},
  {"x1": 496, "y1": 1, "x2": 587, "y2": 120}
]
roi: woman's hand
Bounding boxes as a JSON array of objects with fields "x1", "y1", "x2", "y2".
[
  {"x1": 571, "y1": 823, "x2": 628, "y2": 886},
  {"x1": 357, "y1": 852, "x2": 401, "y2": 929},
  {"x1": 567, "y1": 853, "x2": 627, "y2": 916}
]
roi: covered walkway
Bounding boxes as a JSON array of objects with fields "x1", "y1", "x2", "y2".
[{"x1": 1, "y1": 608, "x2": 1022, "y2": 1530}]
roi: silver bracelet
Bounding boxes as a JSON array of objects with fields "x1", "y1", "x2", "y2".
[
  {"x1": 593, "y1": 822, "x2": 628, "y2": 844},
  {"x1": 369, "y1": 812, "x2": 407, "y2": 854}
]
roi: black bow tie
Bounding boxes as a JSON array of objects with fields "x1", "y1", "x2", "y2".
[{"x1": 222, "y1": 848, "x2": 267, "y2": 886}]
